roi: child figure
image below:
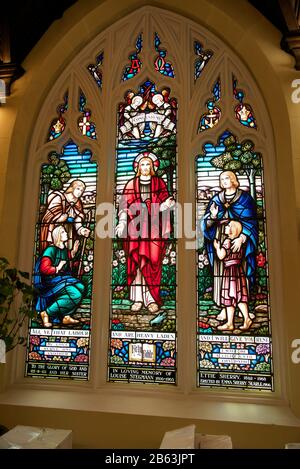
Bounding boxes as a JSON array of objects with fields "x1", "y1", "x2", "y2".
[{"x1": 213, "y1": 220, "x2": 252, "y2": 332}]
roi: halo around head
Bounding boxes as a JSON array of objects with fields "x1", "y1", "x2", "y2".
[
  {"x1": 133, "y1": 152, "x2": 159, "y2": 171},
  {"x1": 152, "y1": 93, "x2": 164, "y2": 105}
]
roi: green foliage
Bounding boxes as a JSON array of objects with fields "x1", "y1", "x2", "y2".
[
  {"x1": 224, "y1": 135, "x2": 237, "y2": 147},
  {"x1": 211, "y1": 152, "x2": 232, "y2": 169},
  {"x1": 161, "y1": 319, "x2": 176, "y2": 332},
  {"x1": 198, "y1": 265, "x2": 212, "y2": 295},
  {"x1": 81, "y1": 276, "x2": 93, "y2": 298},
  {"x1": 85, "y1": 238, "x2": 94, "y2": 251},
  {"x1": 146, "y1": 134, "x2": 176, "y2": 192},
  {"x1": 241, "y1": 140, "x2": 254, "y2": 152},
  {"x1": 254, "y1": 325, "x2": 269, "y2": 336},
  {"x1": 210, "y1": 136, "x2": 262, "y2": 200},
  {"x1": 161, "y1": 264, "x2": 176, "y2": 285},
  {"x1": 110, "y1": 355, "x2": 124, "y2": 364},
  {"x1": 41, "y1": 152, "x2": 71, "y2": 192},
  {"x1": 112, "y1": 262, "x2": 127, "y2": 286},
  {"x1": 232, "y1": 148, "x2": 242, "y2": 158},
  {"x1": 211, "y1": 137, "x2": 261, "y2": 173},
  {"x1": 0, "y1": 257, "x2": 36, "y2": 353},
  {"x1": 254, "y1": 362, "x2": 270, "y2": 372},
  {"x1": 257, "y1": 267, "x2": 267, "y2": 287},
  {"x1": 240, "y1": 151, "x2": 253, "y2": 164},
  {"x1": 224, "y1": 159, "x2": 242, "y2": 171}
]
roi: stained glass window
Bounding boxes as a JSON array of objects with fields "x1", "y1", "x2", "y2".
[
  {"x1": 198, "y1": 78, "x2": 221, "y2": 132},
  {"x1": 194, "y1": 41, "x2": 213, "y2": 80},
  {"x1": 25, "y1": 141, "x2": 97, "y2": 380},
  {"x1": 122, "y1": 34, "x2": 142, "y2": 81},
  {"x1": 109, "y1": 80, "x2": 177, "y2": 384},
  {"x1": 196, "y1": 131, "x2": 273, "y2": 390},
  {"x1": 48, "y1": 92, "x2": 68, "y2": 141},
  {"x1": 233, "y1": 75, "x2": 257, "y2": 129},
  {"x1": 78, "y1": 90, "x2": 97, "y2": 139},
  {"x1": 154, "y1": 33, "x2": 175, "y2": 78},
  {"x1": 88, "y1": 51, "x2": 104, "y2": 88}
]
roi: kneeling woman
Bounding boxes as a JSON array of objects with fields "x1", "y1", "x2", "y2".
[{"x1": 35, "y1": 225, "x2": 85, "y2": 327}]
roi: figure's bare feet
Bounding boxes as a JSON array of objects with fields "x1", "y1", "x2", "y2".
[
  {"x1": 131, "y1": 302, "x2": 143, "y2": 312},
  {"x1": 147, "y1": 302, "x2": 159, "y2": 313},
  {"x1": 40, "y1": 311, "x2": 52, "y2": 328},
  {"x1": 239, "y1": 318, "x2": 252, "y2": 331},
  {"x1": 217, "y1": 323, "x2": 234, "y2": 331},
  {"x1": 216, "y1": 309, "x2": 226, "y2": 321},
  {"x1": 62, "y1": 315, "x2": 80, "y2": 325},
  {"x1": 238, "y1": 311, "x2": 255, "y2": 320}
]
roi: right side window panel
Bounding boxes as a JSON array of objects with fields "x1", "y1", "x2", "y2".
[{"x1": 196, "y1": 131, "x2": 273, "y2": 390}]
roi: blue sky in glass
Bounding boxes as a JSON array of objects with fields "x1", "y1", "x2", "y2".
[
  {"x1": 116, "y1": 138, "x2": 156, "y2": 192},
  {"x1": 196, "y1": 131, "x2": 229, "y2": 171},
  {"x1": 115, "y1": 137, "x2": 175, "y2": 195},
  {"x1": 60, "y1": 140, "x2": 97, "y2": 191}
]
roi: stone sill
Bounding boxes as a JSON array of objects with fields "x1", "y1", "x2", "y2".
[{"x1": 0, "y1": 385, "x2": 299, "y2": 428}]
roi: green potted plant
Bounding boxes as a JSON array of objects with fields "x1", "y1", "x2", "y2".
[
  {"x1": 0, "y1": 256, "x2": 36, "y2": 359},
  {"x1": 0, "y1": 257, "x2": 36, "y2": 436}
]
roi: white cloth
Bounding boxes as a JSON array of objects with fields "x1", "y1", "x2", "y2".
[{"x1": 130, "y1": 268, "x2": 155, "y2": 307}]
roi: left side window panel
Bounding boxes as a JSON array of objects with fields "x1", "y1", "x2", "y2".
[{"x1": 25, "y1": 141, "x2": 97, "y2": 380}]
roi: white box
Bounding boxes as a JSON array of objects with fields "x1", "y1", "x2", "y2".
[
  {"x1": 285, "y1": 443, "x2": 300, "y2": 449},
  {"x1": 0, "y1": 425, "x2": 72, "y2": 449},
  {"x1": 160, "y1": 425, "x2": 232, "y2": 449},
  {"x1": 195, "y1": 433, "x2": 232, "y2": 449},
  {"x1": 160, "y1": 425, "x2": 196, "y2": 449}
]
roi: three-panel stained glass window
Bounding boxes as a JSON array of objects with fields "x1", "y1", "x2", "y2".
[{"x1": 25, "y1": 17, "x2": 273, "y2": 391}]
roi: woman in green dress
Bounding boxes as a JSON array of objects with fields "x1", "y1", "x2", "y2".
[{"x1": 34, "y1": 225, "x2": 85, "y2": 327}]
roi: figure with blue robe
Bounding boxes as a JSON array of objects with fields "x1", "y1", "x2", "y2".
[
  {"x1": 34, "y1": 225, "x2": 85, "y2": 327},
  {"x1": 201, "y1": 171, "x2": 258, "y2": 321}
]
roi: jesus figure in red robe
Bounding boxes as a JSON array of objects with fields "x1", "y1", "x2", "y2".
[{"x1": 115, "y1": 152, "x2": 175, "y2": 314}]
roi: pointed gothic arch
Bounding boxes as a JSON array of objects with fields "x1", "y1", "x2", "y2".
[
  {"x1": 10, "y1": 4, "x2": 282, "y2": 389},
  {"x1": 1, "y1": 2, "x2": 299, "y2": 437}
]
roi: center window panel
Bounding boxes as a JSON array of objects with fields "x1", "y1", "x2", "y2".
[{"x1": 108, "y1": 80, "x2": 178, "y2": 384}]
